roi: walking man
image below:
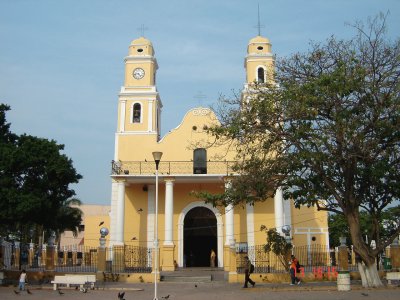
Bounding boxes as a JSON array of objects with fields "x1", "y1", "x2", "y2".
[{"x1": 243, "y1": 256, "x2": 255, "y2": 288}]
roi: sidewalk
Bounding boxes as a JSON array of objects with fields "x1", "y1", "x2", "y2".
[{"x1": 1, "y1": 280, "x2": 399, "y2": 300}]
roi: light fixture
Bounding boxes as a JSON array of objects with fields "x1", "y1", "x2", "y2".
[{"x1": 152, "y1": 151, "x2": 163, "y2": 300}]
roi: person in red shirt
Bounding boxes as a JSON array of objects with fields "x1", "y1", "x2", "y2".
[{"x1": 289, "y1": 255, "x2": 301, "y2": 285}]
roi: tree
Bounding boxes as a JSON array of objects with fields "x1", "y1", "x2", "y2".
[
  {"x1": 329, "y1": 208, "x2": 400, "y2": 248},
  {"x1": 261, "y1": 226, "x2": 292, "y2": 271},
  {"x1": 205, "y1": 14, "x2": 400, "y2": 287},
  {"x1": 0, "y1": 104, "x2": 83, "y2": 243}
]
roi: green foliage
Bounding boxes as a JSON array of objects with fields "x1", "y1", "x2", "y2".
[
  {"x1": 261, "y1": 226, "x2": 292, "y2": 271},
  {"x1": 0, "y1": 104, "x2": 83, "y2": 242},
  {"x1": 204, "y1": 14, "x2": 400, "y2": 270},
  {"x1": 329, "y1": 206, "x2": 400, "y2": 247}
]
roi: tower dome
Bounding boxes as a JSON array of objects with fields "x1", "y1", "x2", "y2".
[
  {"x1": 129, "y1": 36, "x2": 155, "y2": 56},
  {"x1": 247, "y1": 35, "x2": 271, "y2": 54}
]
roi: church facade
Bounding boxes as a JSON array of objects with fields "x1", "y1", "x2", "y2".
[{"x1": 108, "y1": 34, "x2": 329, "y2": 271}]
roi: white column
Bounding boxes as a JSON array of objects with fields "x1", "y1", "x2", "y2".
[
  {"x1": 109, "y1": 181, "x2": 119, "y2": 245},
  {"x1": 274, "y1": 187, "x2": 284, "y2": 235},
  {"x1": 246, "y1": 203, "x2": 255, "y2": 248},
  {"x1": 115, "y1": 180, "x2": 126, "y2": 245},
  {"x1": 164, "y1": 178, "x2": 174, "y2": 246},
  {"x1": 147, "y1": 185, "x2": 155, "y2": 250},
  {"x1": 225, "y1": 180, "x2": 234, "y2": 246},
  {"x1": 148, "y1": 100, "x2": 154, "y2": 132},
  {"x1": 119, "y1": 100, "x2": 126, "y2": 132}
]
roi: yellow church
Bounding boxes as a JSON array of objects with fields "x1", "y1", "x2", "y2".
[{"x1": 108, "y1": 33, "x2": 329, "y2": 272}]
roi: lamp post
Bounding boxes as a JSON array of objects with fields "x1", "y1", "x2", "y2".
[{"x1": 152, "y1": 151, "x2": 163, "y2": 300}]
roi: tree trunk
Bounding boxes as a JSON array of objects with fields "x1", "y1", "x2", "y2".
[
  {"x1": 357, "y1": 262, "x2": 383, "y2": 288},
  {"x1": 346, "y1": 210, "x2": 383, "y2": 287}
]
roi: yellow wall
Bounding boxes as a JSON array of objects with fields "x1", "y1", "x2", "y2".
[{"x1": 84, "y1": 215, "x2": 110, "y2": 248}]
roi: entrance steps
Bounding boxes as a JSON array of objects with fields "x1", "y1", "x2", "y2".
[{"x1": 160, "y1": 267, "x2": 227, "y2": 282}]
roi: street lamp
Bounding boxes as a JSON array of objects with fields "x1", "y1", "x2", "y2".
[{"x1": 152, "y1": 151, "x2": 163, "y2": 300}]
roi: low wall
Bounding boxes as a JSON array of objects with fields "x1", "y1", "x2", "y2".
[
  {"x1": 228, "y1": 270, "x2": 387, "y2": 284},
  {"x1": 1, "y1": 269, "x2": 388, "y2": 285},
  {"x1": 1, "y1": 270, "x2": 155, "y2": 285}
]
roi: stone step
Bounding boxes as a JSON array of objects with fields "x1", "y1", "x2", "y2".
[
  {"x1": 160, "y1": 267, "x2": 227, "y2": 282},
  {"x1": 160, "y1": 275, "x2": 212, "y2": 282}
]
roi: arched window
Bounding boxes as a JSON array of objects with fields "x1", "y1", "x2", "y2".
[
  {"x1": 132, "y1": 103, "x2": 141, "y2": 123},
  {"x1": 193, "y1": 148, "x2": 207, "y2": 174},
  {"x1": 257, "y1": 67, "x2": 265, "y2": 83}
]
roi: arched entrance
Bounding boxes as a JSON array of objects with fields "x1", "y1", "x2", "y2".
[{"x1": 183, "y1": 207, "x2": 217, "y2": 267}]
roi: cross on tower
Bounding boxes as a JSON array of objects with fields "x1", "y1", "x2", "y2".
[
  {"x1": 194, "y1": 91, "x2": 207, "y2": 107},
  {"x1": 137, "y1": 24, "x2": 148, "y2": 37},
  {"x1": 254, "y1": 4, "x2": 265, "y2": 36}
]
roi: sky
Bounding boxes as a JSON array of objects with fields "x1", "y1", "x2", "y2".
[{"x1": 0, "y1": 0, "x2": 399, "y2": 206}]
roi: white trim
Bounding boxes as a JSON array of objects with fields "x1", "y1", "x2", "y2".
[
  {"x1": 116, "y1": 131, "x2": 158, "y2": 136},
  {"x1": 158, "y1": 107, "x2": 213, "y2": 143},
  {"x1": 164, "y1": 179, "x2": 174, "y2": 246},
  {"x1": 283, "y1": 198, "x2": 292, "y2": 229},
  {"x1": 148, "y1": 100, "x2": 154, "y2": 132},
  {"x1": 177, "y1": 201, "x2": 223, "y2": 268},
  {"x1": 294, "y1": 227, "x2": 330, "y2": 247},
  {"x1": 119, "y1": 100, "x2": 126, "y2": 132},
  {"x1": 130, "y1": 101, "x2": 143, "y2": 124},
  {"x1": 113, "y1": 134, "x2": 119, "y2": 161},
  {"x1": 109, "y1": 181, "x2": 119, "y2": 246},
  {"x1": 147, "y1": 185, "x2": 155, "y2": 250},
  {"x1": 119, "y1": 94, "x2": 156, "y2": 101},
  {"x1": 255, "y1": 65, "x2": 267, "y2": 83},
  {"x1": 124, "y1": 56, "x2": 158, "y2": 64},
  {"x1": 115, "y1": 181, "x2": 125, "y2": 245},
  {"x1": 274, "y1": 187, "x2": 284, "y2": 234},
  {"x1": 246, "y1": 203, "x2": 255, "y2": 248}
]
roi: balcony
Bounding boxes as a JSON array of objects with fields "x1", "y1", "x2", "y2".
[{"x1": 111, "y1": 160, "x2": 237, "y2": 176}]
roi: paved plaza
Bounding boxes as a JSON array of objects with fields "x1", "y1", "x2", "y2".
[{"x1": 1, "y1": 281, "x2": 399, "y2": 300}]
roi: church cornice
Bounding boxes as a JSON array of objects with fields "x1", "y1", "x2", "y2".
[
  {"x1": 116, "y1": 131, "x2": 158, "y2": 136},
  {"x1": 246, "y1": 53, "x2": 274, "y2": 59},
  {"x1": 119, "y1": 87, "x2": 159, "y2": 97},
  {"x1": 124, "y1": 56, "x2": 158, "y2": 68}
]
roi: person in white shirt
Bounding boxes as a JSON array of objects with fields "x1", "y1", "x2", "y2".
[{"x1": 19, "y1": 269, "x2": 27, "y2": 291}]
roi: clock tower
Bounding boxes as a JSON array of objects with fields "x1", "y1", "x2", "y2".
[
  {"x1": 115, "y1": 36, "x2": 162, "y2": 161},
  {"x1": 244, "y1": 35, "x2": 274, "y2": 87}
]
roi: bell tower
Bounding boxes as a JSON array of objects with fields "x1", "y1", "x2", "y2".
[
  {"x1": 244, "y1": 35, "x2": 274, "y2": 87},
  {"x1": 116, "y1": 37, "x2": 162, "y2": 145}
]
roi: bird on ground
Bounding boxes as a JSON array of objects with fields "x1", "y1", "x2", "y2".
[
  {"x1": 162, "y1": 295, "x2": 170, "y2": 299},
  {"x1": 27, "y1": 289, "x2": 33, "y2": 294},
  {"x1": 195, "y1": 284, "x2": 197, "y2": 288},
  {"x1": 137, "y1": 208, "x2": 143, "y2": 212},
  {"x1": 57, "y1": 289, "x2": 64, "y2": 295},
  {"x1": 80, "y1": 287, "x2": 88, "y2": 293},
  {"x1": 361, "y1": 293, "x2": 369, "y2": 297},
  {"x1": 13, "y1": 290, "x2": 20, "y2": 294},
  {"x1": 131, "y1": 237, "x2": 137, "y2": 240},
  {"x1": 117, "y1": 291, "x2": 125, "y2": 299},
  {"x1": 145, "y1": 159, "x2": 147, "y2": 162},
  {"x1": 99, "y1": 221, "x2": 104, "y2": 226}
]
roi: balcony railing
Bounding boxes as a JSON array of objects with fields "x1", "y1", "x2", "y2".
[{"x1": 111, "y1": 160, "x2": 237, "y2": 176}]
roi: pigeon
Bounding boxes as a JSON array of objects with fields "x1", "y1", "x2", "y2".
[
  {"x1": 137, "y1": 208, "x2": 143, "y2": 212},
  {"x1": 57, "y1": 289, "x2": 64, "y2": 295},
  {"x1": 162, "y1": 295, "x2": 170, "y2": 299},
  {"x1": 131, "y1": 237, "x2": 137, "y2": 240},
  {"x1": 118, "y1": 291, "x2": 125, "y2": 299},
  {"x1": 13, "y1": 290, "x2": 20, "y2": 294},
  {"x1": 361, "y1": 293, "x2": 369, "y2": 297},
  {"x1": 99, "y1": 221, "x2": 104, "y2": 226},
  {"x1": 195, "y1": 284, "x2": 197, "y2": 288},
  {"x1": 27, "y1": 289, "x2": 33, "y2": 294}
]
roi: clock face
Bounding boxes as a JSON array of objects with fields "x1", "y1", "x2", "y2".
[{"x1": 133, "y1": 68, "x2": 145, "y2": 79}]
